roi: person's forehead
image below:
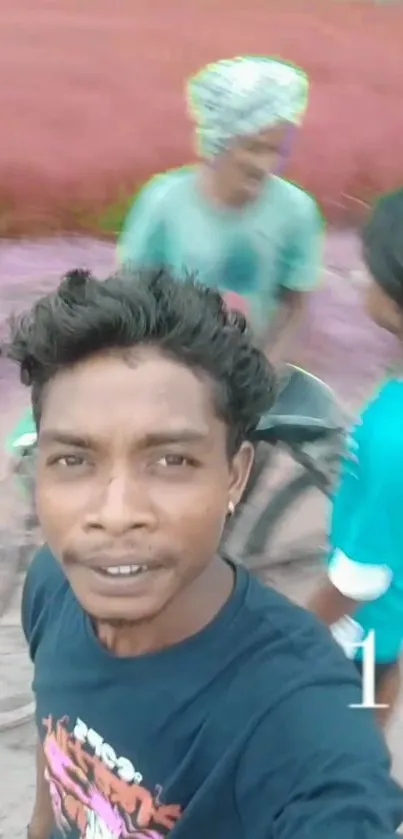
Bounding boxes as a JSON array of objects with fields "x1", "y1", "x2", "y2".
[{"x1": 40, "y1": 350, "x2": 217, "y2": 441}]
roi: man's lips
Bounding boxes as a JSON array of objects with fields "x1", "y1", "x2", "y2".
[
  {"x1": 65, "y1": 548, "x2": 169, "y2": 575},
  {"x1": 94, "y1": 564, "x2": 154, "y2": 579},
  {"x1": 68, "y1": 551, "x2": 161, "y2": 568}
]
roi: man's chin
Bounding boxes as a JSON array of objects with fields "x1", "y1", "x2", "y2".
[
  {"x1": 237, "y1": 184, "x2": 264, "y2": 204},
  {"x1": 74, "y1": 589, "x2": 169, "y2": 627},
  {"x1": 66, "y1": 562, "x2": 176, "y2": 620}
]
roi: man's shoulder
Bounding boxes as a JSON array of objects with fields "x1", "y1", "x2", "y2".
[
  {"x1": 234, "y1": 586, "x2": 401, "y2": 839},
  {"x1": 27, "y1": 543, "x2": 65, "y2": 587},
  {"x1": 244, "y1": 570, "x2": 325, "y2": 640},
  {"x1": 22, "y1": 544, "x2": 69, "y2": 651},
  {"x1": 239, "y1": 572, "x2": 351, "y2": 690},
  {"x1": 360, "y1": 378, "x2": 403, "y2": 455},
  {"x1": 268, "y1": 177, "x2": 322, "y2": 223},
  {"x1": 138, "y1": 165, "x2": 195, "y2": 207},
  {"x1": 373, "y1": 377, "x2": 403, "y2": 417},
  {"x1": 206, "y1": 573, "x2": 366, "y2": 776}
]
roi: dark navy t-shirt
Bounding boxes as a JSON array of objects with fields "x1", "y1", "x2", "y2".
[{"x1": 23, "y1": 546, "x2": 403, "y2": 838}]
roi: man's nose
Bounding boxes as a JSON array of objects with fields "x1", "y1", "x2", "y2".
[{"x1": 85, "y1": 474, "x2": 156, "y2": 535}]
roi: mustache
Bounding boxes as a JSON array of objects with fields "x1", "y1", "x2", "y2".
[
  {"x1": 61, "y1": 545, "x2": 175, "y2": 568},
  {"x1": 243, "y1": 166, "x2": 266, "y2": 180}
]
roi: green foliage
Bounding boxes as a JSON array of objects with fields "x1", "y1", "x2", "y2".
[
  {"x1": 91, "y1": 186, "x2": 140, "y2": 236},
  {"x1": 0, "y1": 183, "x2": 142, "y2": 238}
]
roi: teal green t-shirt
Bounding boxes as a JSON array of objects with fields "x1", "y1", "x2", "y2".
[
  {"x1": 118, "y1": 167, "x2": 323, "y2": 335},
  {"x1": 328, "y1": 379, "x2": 403, "y2": 662}
]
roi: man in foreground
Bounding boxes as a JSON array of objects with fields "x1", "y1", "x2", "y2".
[
  {"x1": 7, "y1": 268, "x2": 403, "y2": 838},
  {"x1": 118, "y1": 56, "x2": 323, "y2": 365},
  {"x1": 309, "y1": 188, "x2": 403, "y2": 728}
]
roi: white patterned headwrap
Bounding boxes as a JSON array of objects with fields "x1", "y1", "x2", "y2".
[{"x1": 187, "y1": 55, "x2": 309, "y2": 158}]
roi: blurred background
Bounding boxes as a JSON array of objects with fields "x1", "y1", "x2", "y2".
[{"x1": 1, "y1": 0, "x2": 402, "y2": 418}]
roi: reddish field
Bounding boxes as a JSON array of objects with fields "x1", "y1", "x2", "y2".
[{"x1": 2, "y1": 0, "x2": 403, "y2": 234}]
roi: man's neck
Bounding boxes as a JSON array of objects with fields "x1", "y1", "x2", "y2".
[
  {"x1": 95, "y1": 556, "x2": 235, "y2": 657},
  {"x1": 197, "y1": 166, "x2": 245, "y2": 209}
]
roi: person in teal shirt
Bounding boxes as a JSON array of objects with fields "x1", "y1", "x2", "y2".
[
  {"x1": 118, "y1": 56, "x2": 324, "y2": 365},
  {"x1": 310, "y1": 188, "x2": 403, "y2": 728}
]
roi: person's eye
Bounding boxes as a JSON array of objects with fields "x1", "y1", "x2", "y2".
[
  {"x1": 157, "y1": 454, "x2": 192, "y2": 468},
  {"x1": 50, "y1": 454, "x2": 87, "y2": 468}
]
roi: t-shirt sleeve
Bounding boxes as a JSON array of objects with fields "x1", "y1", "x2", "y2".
[
  {"x1": 280, "y1": 193, "x2": 324, "y2": 293},
  {"x1": 236, "y1": 678, "x2": 403, "y2": 838},
  {"x1": 117, "y1": 175, "x2": 169, "y2": 268},
  {"x1": 21, "y1": 544, "x2": 65, "y2": 660},
  {"x1": 328, "y1": 446, "x2": 403, "y2": 601}
]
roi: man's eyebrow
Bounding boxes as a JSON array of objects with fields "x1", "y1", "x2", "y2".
[
  {"x1": 38, "y1": 431, "x2": 95, "y2": 448},
  {"x1": 38, "y1": 428, "x2": 209, "y2": 448},
  {"x1": 141, "y1": 429, "x2": 208, "y2": 447}
]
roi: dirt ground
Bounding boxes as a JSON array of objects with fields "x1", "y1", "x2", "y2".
[
  {"x1": 0, "y1": 230, "x2": 402, "y2": 835},
  {"x1": 1, "y1": 0, "x2": 403, "y2": 234}
]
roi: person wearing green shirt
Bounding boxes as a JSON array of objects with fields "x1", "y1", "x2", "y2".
[{"x1": 119, "y1": 56, "x2": 324, "y2": 366}]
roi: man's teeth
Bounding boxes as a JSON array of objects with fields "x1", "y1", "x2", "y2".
[{"x1": 103, "y1": 565, "x2": 147, "y2": 577}]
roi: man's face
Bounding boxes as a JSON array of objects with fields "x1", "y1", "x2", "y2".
[
  {"x1": 35, "y1": 348, "x2": 253, "y2": 623},
  {"x1": 215, "y1": 123, "x2": 289, "y2": 205}
]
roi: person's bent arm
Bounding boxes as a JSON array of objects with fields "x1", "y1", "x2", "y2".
[
  {"x1": 264, "y1": 288, "x2": 306, "y2": 366},
  {"x1": 264, "y1": 194, "x2": 324, "y2": 365},
  {"x1": 309, "y1": 549, "x2": 391, "y2": 627},
  {"x1": 236, "y1": 665, "x2": 403, "y2": 837},
  {"x1": 308, "y1": 448, "x2": 399, "y2": 651},
  {"x1": 28, "y1": 740, "x2": 54, "y2": 839}
]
